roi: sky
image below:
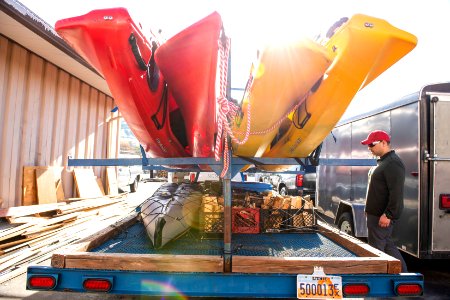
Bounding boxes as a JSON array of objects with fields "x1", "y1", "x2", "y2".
[{"x1": 20, "y1": 0, "x2": 450, "y2": 118}]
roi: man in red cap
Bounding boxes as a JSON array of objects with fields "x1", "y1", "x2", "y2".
[{"x1": 361, "y1": 130, "x2": 408, "y2": 272}]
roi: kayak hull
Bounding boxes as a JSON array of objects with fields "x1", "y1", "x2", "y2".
[
  {"x1": 231, "y1": 39, "x2": 333, "y2": 158},
  {"x1": 262, "y1": 14, "x2": 417, "y2": 171},
  {"x1": 155, "y1": 12, "x2": 223, "y2": 158},
  {"x1": 141, "y1": 183, "x2": 202, "y2": 249},
  {"x1": 55, "y1": 8, "x2": 189, "y2": 159}
]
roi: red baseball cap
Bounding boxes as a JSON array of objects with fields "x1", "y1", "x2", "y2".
[{"x1": 361, "y1": 130, "x2": 391, "y2": 145}]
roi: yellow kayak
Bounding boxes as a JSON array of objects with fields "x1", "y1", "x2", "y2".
[
  {"x1": 231, "y1": 38, "x2": 333, "y2": 157},
  {"x1": 262, "y1": 14, "x2": 417, "y2": 170}
]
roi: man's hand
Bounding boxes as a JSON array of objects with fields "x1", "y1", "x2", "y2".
[{"x1": 379, "y1": 214, "x2": 391, "y2": 228}]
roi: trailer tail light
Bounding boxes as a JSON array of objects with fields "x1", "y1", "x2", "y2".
[
  {"x1": 83, "y1": 278, "x2": 113, "y2": 292},
  {"x1": 27, "y1": 275, "x2": 57, "y2": 290},
  {"x1": 395, "y1": 283, "x2": 423, "y2": 296},
  {"x1": 343, "y1": 283, "x2": 369, "y2": 296},
  {"x1": 440, "y1": 194, "x2": 450, "y2": 210},
  {"x1": 296, "y1": 174, "x2": 304, "y2": 187},
  {"x1": 189, "y1": 173, "x2": 196, "y2": 183}
]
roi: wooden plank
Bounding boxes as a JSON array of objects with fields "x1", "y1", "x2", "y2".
[
  {"x1": 96, "y1": 178, "x2": 105, "y2": 196},
  {"x1": 54, "y1": 252, "x2": 223, "y2": 273},
  {"x1": 0, "y1": 222, "x2": 37, "y2": 242},
  {"x1": 0, "y1": 236, "x2": 35, "y2": 251},
  {"x1": 318, "y1": 221, "x2": 384, "y2": 257},
  {"x1": 6, "y1": 216, "x2": 50, "y2": 224},
  {"x1": 36, "y1": 168, "x2": 57, "y2": 204},
  {"x1": 56, "y1": 197, "x2": 122, "y2": 215},
  {"x1": 0, "y1": 203, "x2": 60, "y2": 218},
  {"x1": 23, "y1": 223, "x2": 66, "y2": 238},
  {"x1": 56, "y1": 179, "x2": 65, "y2": 201},
  {"x1": 23, "y1": 167, "x2": 64, "y2": 205},
  {"x1": 106, "y1": 167, "x2": 118, "y2": 195},
  {"x1": 53, "y1": 213, "x2": 138, "y2": 258},
  {"x1": 73, "y1": 168, "x2": 103, "y2": 199},
  {"x1": 22, "y1": 167, "x2": 37, "y2": 206},
  {"x1": 317, "y1": 222, "x2": 401, "y2": 274},
  {"x1": 232, "y1": 256, "x2": 390, "y2": 274}
]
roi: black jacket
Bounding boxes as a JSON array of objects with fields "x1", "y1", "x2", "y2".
[{"x1": 365, "y1": 150, "x2": 405, "y2": 220}]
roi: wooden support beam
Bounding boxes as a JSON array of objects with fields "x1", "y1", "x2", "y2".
[
  {"x1": 53, "y1": 252, "x2": 224, "y2": 273},
  {"x1": 232, "y1": 256, "x2": 396, "y2": 274}
]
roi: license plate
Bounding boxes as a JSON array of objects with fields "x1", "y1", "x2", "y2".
[{"x1": 297, "y1": 274, "x2": 342, "y2": 299}]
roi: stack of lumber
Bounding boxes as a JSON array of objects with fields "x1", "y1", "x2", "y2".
[
  {"x1": 0, "y1": 192, "x2": 140, "y2": 284},
  {"x1": 22, "y1": 166, "x2": 119, "y2": 206}
]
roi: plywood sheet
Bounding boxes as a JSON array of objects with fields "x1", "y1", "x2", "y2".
[
  {"x1": 56, "y1": 179, "x2": 65, "y2": 201},
  {"x1": 73, "y1": 168, "x2": 103, "y2": 198},
  {"x1": 106, "y1": 167, "x2": 118, "y2": 196},
  {"x1": 22, "y1": 167, "x2": 37, "y2": 206},
  {"x1": 36, "y1": 168, "x2": 57, "y2": 204},
  {"x1": 23, "y1": 167, "x2": 64, "y2": 205},
  {"x1": 96, "y1": 178, "x2": 105, "y2": 196}
]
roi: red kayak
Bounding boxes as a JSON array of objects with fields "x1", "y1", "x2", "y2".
[
  {"x1": 55, "y1": 8, "x2": 190, "y2": 159},
  {"x1": 155, "y1": 12, "x2": 224, "y2": 158}
]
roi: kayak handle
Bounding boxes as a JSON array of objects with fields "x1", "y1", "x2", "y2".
[{"x1": 128, "y1": 33, "x2": 148, "y2": 71}]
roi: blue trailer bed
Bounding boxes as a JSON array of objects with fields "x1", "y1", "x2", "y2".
[{"x1": 27, "y1": 214, "x2": 423, "y2": 298}]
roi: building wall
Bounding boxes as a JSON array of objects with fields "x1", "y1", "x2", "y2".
[{"x1": 0, "y1": 34, "x2": 120, "y2": 208}]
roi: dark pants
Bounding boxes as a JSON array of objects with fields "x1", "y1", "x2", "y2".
[{"x1": 366, "y1": 214, "x2": 408, "y2": 272}]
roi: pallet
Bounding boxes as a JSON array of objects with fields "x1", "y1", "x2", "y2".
[{"x1": 51, "y1": 214, "x2": 400, "y2": 274}]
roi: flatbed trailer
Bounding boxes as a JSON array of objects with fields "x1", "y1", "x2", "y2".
[{"x1": 27, "y1": 156, "x2": 423, "y2": 298}]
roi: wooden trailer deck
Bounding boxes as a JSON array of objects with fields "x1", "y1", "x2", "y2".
[{"x1": 51, "y1": 213, "x2": 401, "y2": 274}]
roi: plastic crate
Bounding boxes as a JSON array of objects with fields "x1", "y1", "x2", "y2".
[
  {"x1": 260, "y1": 208, "x2": 315, "y2": 232},
  {"x1": 200, "y1": 211, "x2": 224, "y2": 234},
  {"x1": 232, "y1": 207, "x2": 260, "y2": 234},
  {"x1": 200, "y1": 209, "x2": 261, "y2": 234}
]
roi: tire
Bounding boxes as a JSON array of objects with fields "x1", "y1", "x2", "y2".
[
  {"x1": 279, "y1": 186, "x2": 287, "y2": 196},
  {"x1": 338, "y1": 212, "x2": 354, "y2": 236},
  {"x1": 129, "y1": 179, "x2": 138, "y2": 193}
]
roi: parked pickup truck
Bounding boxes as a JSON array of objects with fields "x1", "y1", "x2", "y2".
[{"x1": 257, "y1": 166, "x2": 316, "y2": 199}]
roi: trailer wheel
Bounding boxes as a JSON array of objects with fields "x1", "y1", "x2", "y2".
[
  {"x1": 338, "y1": 212, "x2": 354, "y2": 236},
  {"x1": 279, "y1": 186, "x2": 287, "y2": 196}
]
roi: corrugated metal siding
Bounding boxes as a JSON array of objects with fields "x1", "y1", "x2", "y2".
[{"x1": 0, "y1": 34, "x2": 120, "y2": 208}]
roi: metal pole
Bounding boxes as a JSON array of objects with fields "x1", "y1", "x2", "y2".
[{"x1": 223, "y1": 143, "x2": 232, "y2": 272}]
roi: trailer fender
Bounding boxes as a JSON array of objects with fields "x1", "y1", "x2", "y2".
[{"x1": 335, "y1": 201, "x2": 367, "y2": 237}]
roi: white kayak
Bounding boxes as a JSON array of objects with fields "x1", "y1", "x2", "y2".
[{"x1": 140, "y1": 183, "x2": 203, "y2": 249}]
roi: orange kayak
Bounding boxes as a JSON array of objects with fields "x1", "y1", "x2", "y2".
[
  {"x1": 262, "y1": 14, "x2": 417, "y2": 171},
  {"x1": 230, "y1": 39, "x2": 333, "y2": 158}
]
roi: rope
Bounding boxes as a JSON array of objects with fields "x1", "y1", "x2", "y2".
[
  {"x1": 215, "y1": 32, "x2": 256, "y2": 177},
  {"x1": 214, "y1": 30, "x2": 311, "y2": 177},
  {"x1": 214, "y1": 33, "x2": 232, "y2": 177}
]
